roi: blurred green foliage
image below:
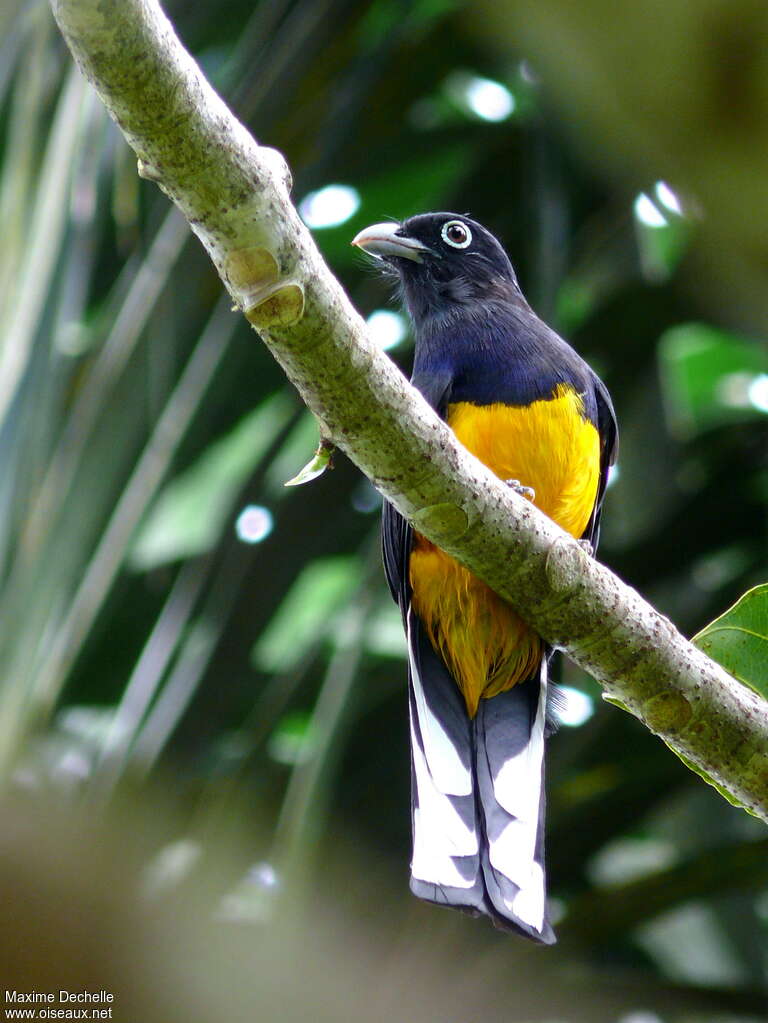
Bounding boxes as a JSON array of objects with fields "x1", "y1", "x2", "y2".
[{"x1": 1, "y1": 0, "x2": 767, "y2": 1019}]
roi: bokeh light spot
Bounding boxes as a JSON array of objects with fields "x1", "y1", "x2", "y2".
[
  {"x1": 634, "y1": 193, "x2": 668, "y2": 228},
  {"x1": 298, "y1": 184, "x2": 361, "y2": 229},
  {"x1": 557, "y1": 686, "x2": 594, "y2": 727},
  {"x1": 366, "y1": 309, "x2": 407, "y2": 351},
  {"x1": 655, "y1": 180, "x2": 683, "y2": 215},
  {"x1": 464, "y1": 76, "x2": 515, "y2": 121},
  {"x1": 748, "y1": 373, "x2": 768, "y2": 413},
  {"x1": 248, "y1": 861, "x2": 280, "y2": 891},
  {"x1": 235, "y1": 505, "x2": 273, "y2": 544},
  {"x1": 445, "y1": 72, "x2": 515, "y2": 122}
]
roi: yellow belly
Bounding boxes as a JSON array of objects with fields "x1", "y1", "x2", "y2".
[{"x1": 409, "y1": 384, "x2": 600, "y2": 716}]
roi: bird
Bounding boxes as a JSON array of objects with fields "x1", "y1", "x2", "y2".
[{"x1": 351, "y1": 213, "x2": 617, "y2": 944}]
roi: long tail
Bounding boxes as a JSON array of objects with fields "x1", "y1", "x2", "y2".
[{"x1": 406, "y1": 606, "x2": 555, "y2": 944}]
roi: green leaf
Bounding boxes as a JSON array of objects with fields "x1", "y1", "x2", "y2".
[
  {"x1": 263, "y1": 411, "x2": 324, "y2": 496},
  {"x1": 130, "y1": 392, "x2": 294, "y2": 569},
  {"x1": 267, "y1": 711, "x2": 316, "y2": 766},
  {"x1": 666, "y1": 747, "x2": 758, "y2": 816},
  {"x1": 692, "y1": 583, "x2": 768, "y2": 698},
  {"x1": 634, "y1": 201, "x2": 689, "y2": 283},
  {"x1": 647, "y1": 585, "x2": 768, "y2": 816},
  {"x1": 364, "y1": 601, "x2": 407, "y2": 658},
  {"x1": 658, "y1": 323, "x2": 768, "y2": 438},
  {"x1": 251, "y1": 556, "x2": 362, "y2": 672},
  {"x1": 601, "y1": 693, "x2": 633, "y2": 715},
  {"x1": 284, "y1": 439, "x2": 335, "y2": 487}
]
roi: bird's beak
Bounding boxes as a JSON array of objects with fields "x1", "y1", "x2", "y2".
[{"x1": 351, "y1": 222, "x2": 430, "y2": 262}]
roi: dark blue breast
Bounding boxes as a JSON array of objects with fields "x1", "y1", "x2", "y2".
[{"x1": 411, "y1": 310, "x2": 599, "y2": 426}]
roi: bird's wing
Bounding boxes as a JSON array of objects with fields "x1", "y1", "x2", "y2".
[
  {"x1": 381, "y1": 364, "x2": 453, "y2": 611},
  {"x1": 381, "y1": 499, "x2": 411, "y2": 612},
  {"x1": 583, "y1": 372, "x2": 619, "y2": 550}
]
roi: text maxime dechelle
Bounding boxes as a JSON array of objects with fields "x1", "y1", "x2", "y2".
[{"x1": 4, "y1": 992, "x2": 114, "y2": 1021}]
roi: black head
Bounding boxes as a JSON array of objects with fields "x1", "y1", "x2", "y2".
[{"x1": 352, "y1": 212, "x2": 522, "y2": 327}]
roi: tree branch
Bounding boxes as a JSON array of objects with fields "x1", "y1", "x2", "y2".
[{"x1": 50, "y1": 0, "x2": 768, "y2": 818}]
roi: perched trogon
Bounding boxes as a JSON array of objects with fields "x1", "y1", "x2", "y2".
[{"x1": 352, "y1": 213, "x2": 618, "y2": 944}]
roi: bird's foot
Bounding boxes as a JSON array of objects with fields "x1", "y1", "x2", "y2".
[
  {"x1": 578, "y1": 538, "x2": 594, "y2": 557},
  {"x1": 504, "y1": 479, "x2": 535, "y2": 501}
]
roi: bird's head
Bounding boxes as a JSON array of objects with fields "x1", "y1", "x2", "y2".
[{"x1": 352, "y1": 212, "x2": 520, "y2": 327}]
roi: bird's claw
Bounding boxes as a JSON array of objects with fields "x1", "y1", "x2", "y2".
[
  {"x1": 505, "y1": 479, "x2": 535, "y2": 501},
  {"x1": 578, "y1": 538, "x2": 594, "y2": 557}
]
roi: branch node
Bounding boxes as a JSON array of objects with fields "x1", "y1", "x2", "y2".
[
  {"x1": 544, "y1": 533, "x2": 590, "y2": 592},
  {"x1": 412, "y1": 502, "x2": 469, "y2": 544},
  {"x1": 643, "y1": 690, "x2": 693, "y2": 734},
  {"x1": 226, "y1": 245, "x2": 279, "y2": 293},
  {"x1": 137, "y1": 157, "x2": 162, "y2": 181},
  {"x1": 259, "y1": 146, "x2": 293, "y2": 194},
  {"x1": 224, "y1": 246, "x2": 305, "y2": 326},
  {"x1": 245, "y1": 283, "x2": 304, "y2": 327}
]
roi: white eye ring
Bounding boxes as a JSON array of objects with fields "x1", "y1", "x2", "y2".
[{"x1": 441, "y1": 220, "x2": 472, "y2": 249}]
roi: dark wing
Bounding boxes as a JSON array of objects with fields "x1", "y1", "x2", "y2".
[
  {"x1": 382, "y1": 499, "x2": 411, "y2": 613},
  {"x1": 382, "y1": 364, "x2": 453, "y2": 614},
  {"x1": 583, "y1": 372, "x2": 619, "y2": 550}
]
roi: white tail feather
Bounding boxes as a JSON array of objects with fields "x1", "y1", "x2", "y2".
[
  {"x1": 478, "y1": 661, "x2": 549, "y2": 935},
  {"x1": 406, "y1": 602, "x2": 552, "y2": 941},
  {"x1": 492, "y1": 661, "x2": 547, "y2": 821},
  {"x1": 407, "y1": 609, "x2": 472, "y2": 796},
  {"x1": 410, "y1": 716, "x2": 478, "y2": 886}
]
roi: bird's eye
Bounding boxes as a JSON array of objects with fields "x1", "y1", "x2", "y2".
[{"x1": 441, "y1": 220, "x2": 472, "y2": 249}]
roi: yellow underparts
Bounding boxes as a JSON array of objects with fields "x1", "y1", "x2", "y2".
[{"x1": 409, "y1": 384, "x2": 600, "y2": 716}]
